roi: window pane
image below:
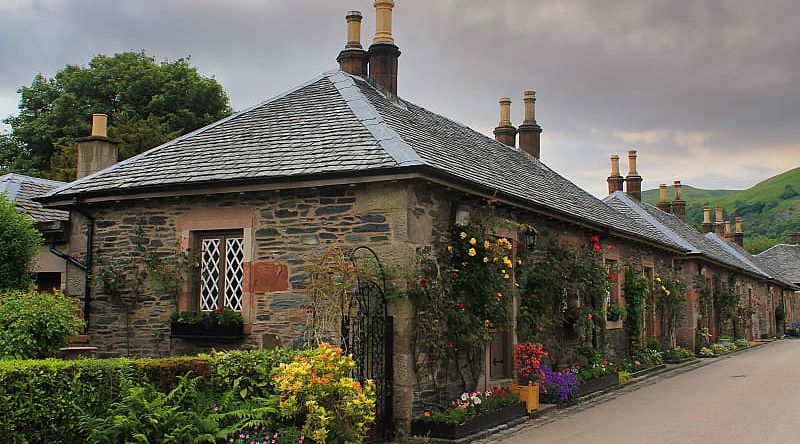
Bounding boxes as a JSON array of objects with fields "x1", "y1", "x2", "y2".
[
  {"x1": 200, "y1": 238, "x2": 221, "y2": 311},
  {"x1": 224, "y1": 237, "x2": 245, "y2": 312}
]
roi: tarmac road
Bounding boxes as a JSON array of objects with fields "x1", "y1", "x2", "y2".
[{"x1": 503, "y1": 340, "x2": 800, "y2": 444}]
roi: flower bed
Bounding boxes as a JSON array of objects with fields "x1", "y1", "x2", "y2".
[
  {"x1": 539, "y1": 367, "x2": 579, "y2": 404},
  {"x1": 412, "y1": 388, "x2": 524, "y2": 440},
  {"x1": 576, "y1": 372, "x2": 619, "y2": 397}
]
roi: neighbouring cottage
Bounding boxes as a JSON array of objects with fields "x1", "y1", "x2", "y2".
[
  {"x1": 757, "y1": 233, "x2": 800, "y2": 288},
  {"x1": 36, "y1": 0, "x2": 799, "y2": 436},
  {"x1": 0, "y1": 173, "x2": 84, "y2": 294}
]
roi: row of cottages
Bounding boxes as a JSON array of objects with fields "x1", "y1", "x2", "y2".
[{"x1": 34, "y1": 1, "x2": 799, "y2": 436}]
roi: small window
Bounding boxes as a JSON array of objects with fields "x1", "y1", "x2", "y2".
[{"x1": 197, "y1": 231, "x2": 244, "y2": 312}]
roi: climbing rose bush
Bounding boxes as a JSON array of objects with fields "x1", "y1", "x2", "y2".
[{"x1": 272, "y1": 343, "x2": 375, "y2": 443}]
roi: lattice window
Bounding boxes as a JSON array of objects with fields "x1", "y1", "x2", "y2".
[
  {"x1": 225, "y1": 237, "x2": 244, "y2": 311},
  {"x1": 197, "y1": 232, "x2": 244, "y2": 312}
]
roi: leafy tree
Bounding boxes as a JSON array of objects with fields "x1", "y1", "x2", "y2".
[
  {"x1": 0, "y1": 195, "x2": 42, "y2": 291},
  {"x1": 0, "y1": 290, "x2": 84, "y2": 358},
  {"x1": 2, "y1": 52, "x2": 232, "y2": 179}
]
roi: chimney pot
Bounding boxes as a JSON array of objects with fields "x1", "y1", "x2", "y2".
[
  {"x1": 657, "y1": 184, "x2": 671, "y2": 212},
  {"x1": 373, "y1": 0, "x2": 395, "y2": 44},
  {"x1": 714, "y1": 205, "x2": 725, "y2": 237},
  {"x1": 702, "y1": 206, "x2": 713, "y2": 233},
  {"x1": 493, "y1": 97, "x2": 517, "y2": 147},
  {"x1": 607, "y1": 154, "x2": 624, "y2": 195},
  {"x1": 672, "y1": 180, "x2": 686, "y2": 222},
  {"x1": 91, "y1": 113, "x2": 107, "y2": 137},
  {"x1": 734, "y1": 216, "x2": 744, "y2": 247},
  {"x1": 624, "y1": 149, "x2": 643, "y2": 201},
  {"x1": 338, "y1": 11, "x2": 368, "y2": 77},
  {"x1": 367, "y1": 1, "x2": 400, "y2": 94},
  {"x1": 518, "y1": 90, "x2": 543, "y2": 158},
  {"x1": 724, "y1": 220, "x2": 733, "y2": 241}
]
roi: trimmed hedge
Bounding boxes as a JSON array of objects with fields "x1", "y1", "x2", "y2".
[{"x1": 0, "y1": 357, "x2": 210, "y2": 443}]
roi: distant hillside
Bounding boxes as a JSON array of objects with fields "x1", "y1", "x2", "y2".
[{"x1": 643, "y1": 167, "x2": 800, "y2": 253}]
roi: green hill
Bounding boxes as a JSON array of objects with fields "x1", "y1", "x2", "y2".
[{"x1": 643, "y1": 167, "x2": 800, "y2": 253}]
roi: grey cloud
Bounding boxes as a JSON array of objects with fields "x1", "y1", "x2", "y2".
[{"x1": 1, "y1": 0, "x2": 798, "y2": 195}]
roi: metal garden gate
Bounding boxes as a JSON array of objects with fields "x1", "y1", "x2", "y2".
[{"x1": 342, "y1": 246, "x2": 394, "y2": 441}]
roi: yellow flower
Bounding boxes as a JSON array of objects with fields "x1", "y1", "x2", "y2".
[
  {"x1": 483, "y1": 257, "x2": 489, "y2": 263},
  {"x1": 665, "y1": 290, "x2": 671, "y2": 296},
  {"x1": 460, "y1": 232, "x2": 468, "y2": 239},
  {"x1": 501, "y1": 269, "x2": 506, "y2": 274},
  {"x1": 493, "y1": 257, "x2": 498, "y2": 262},
  {"x1": 484, "y1": 240, "x2": 491, "y2": 249},
  {"x1": 504, "y1": 274, "x2": 510, "y2": 279},
  {"x1": 469, "y1": 238, "x2": 477, "y2": 245},
  {"x1": 468, "y1": 248, "x2": 477, "y2": 257},
  {"x1": 517, "y1": 259, "x2": 523, "y2": 265},
  {"x1": 514, "y1": 283, "x2": 520, "y2": 287},
  {"x1": 447, "y1": 245, "x2": 453, "y2": 252},
  {"x1": 496, "y1": 292, "x2": 503, "y2": 300},
  {"x1": 655, "y1": 277, "x2": 662, "y2": 283},
  {"x1": 483, "y1": 319, "x2": 491, "y2": 327},
  {"x1": 661, "y1": 285, "x2": 667, "y2": 292}
]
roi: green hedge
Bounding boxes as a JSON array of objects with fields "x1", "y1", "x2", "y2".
[{"x1": 0, "y1": 357, "x2": 211, "y2": 443}]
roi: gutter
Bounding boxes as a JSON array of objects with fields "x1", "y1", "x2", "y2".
[{"x1": 70, "y1": 199, "x2": 94, "y2": 327}]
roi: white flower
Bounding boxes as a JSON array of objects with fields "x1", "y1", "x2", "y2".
[
  {"x1": 460, "y1": 393, "x2": 468, "y2": 401},
  {"x1": 473, "y1": 397, "x2": 482, "y2": 405}
]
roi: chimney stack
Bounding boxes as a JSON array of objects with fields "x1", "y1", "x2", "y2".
[
  {"x1": 789, "y1": 232, "x2": 800, "y2": 245},
  {"x1": 672, "y1": 180, "x2": 686, "y2": 222},
  {"x1": 657, "y1": 184, "x2": 671, "y2": 213},
  {"x1": 625, "y1": 150, "x2": 643, "y2": 201},
  {"x1": 714, "y1": 205, "x2": 725, "y2": 237},
  {"x1": 493, "y1": 97, "x2": 517, "y2": 147},
  {"x1": 734, "y1": 217, "x2": 744, "y2": 247},
  {"x1": 607, "y1": 155, "x2": 624, "y2": 195},
  {"x1": 724, "y1": 220, "x2": 733, "y2": 242},
  {"x1": 518, "y1": 90, "x2": 543, "y2": 158},
  {"x1": 368, "y1": 0, "x2": 401, "y2": 95},
  {"x1": 337, "y1": 11, "x2": 368, "y2": 77},
  {"x1": 702, "y1": 206, "x2": 713, "y2": 233},
  {"x1": 77, "y1": 113, "x2": 118, "y2": 180}
]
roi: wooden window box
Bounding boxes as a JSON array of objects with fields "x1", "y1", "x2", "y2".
[
  {"x1": 410, "y1": 403, "x2": 527, "y2": 440},
  {"x1": 169, "y1": 321, "x2": 244, "y2": 341}
]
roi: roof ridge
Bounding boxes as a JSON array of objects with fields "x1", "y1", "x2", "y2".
[
  {"x1": 1, "y1": 172, "x2": 66, "y2": 187},
  {"x1": 45, "y1": 72, "x2": 333, "y2": 199},
  {"x1": 606, "y1": 191, "x2": 697, "y2": 252},
  {"x1": 705, "y1": 233, "x2": 771, "y2": 279},
  {"x1": 328, "y1": 71, "x2": 424, "y2": 167}
]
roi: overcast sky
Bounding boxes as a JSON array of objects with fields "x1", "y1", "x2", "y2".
[{"x1": 1, "y1": 0, "x2": 798, "y2": 196}]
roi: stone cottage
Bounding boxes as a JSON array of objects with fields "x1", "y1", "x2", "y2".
[{"x1": 38, "y1": 0, "x2": 799, "y2": 435}]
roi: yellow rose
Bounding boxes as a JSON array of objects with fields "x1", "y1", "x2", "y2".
[
  {"x1": 661, "y1": 285, "x2": 667, "y2": 292},
  {"x1": 468, "y1": 248, "x2": 477, "y2": 257},
  {"x1": 504, "y1": 274, "x2": 510, "y2": 279},
  {"x1": 484, "y1": 240, "x2": 491, "y2": 249},
  {"x1": 655, "y1": 277, "x2": 662, "y2": 283},
  {"x1": 469, "y1": 238, "x2": 477, "y2": 245},
  {"x1": 483, "y1": 257, "x2": 489, "y2": 263},
  {"x1": 447, "y1": 245, "x2": 453, "y2": 252},
  {"x1": 460, "y1": 232, "x2": 468, "y2": 239}
]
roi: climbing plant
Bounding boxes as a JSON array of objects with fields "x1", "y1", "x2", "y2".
[
  {"x1": 714, "y1": 278, "x2": 740, "y2": 338},
  {"x1": 305, "y1": 247, "x2": 359, "y2": 347},
  {"x1": 622, "y1": 266, "x2": 650, "y2": 354},
  {"x1": 654, "y1": 275, "x2": 687, "y2": 349}
]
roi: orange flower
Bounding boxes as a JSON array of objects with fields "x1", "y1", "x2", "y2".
[{"x1": 424, "y1": 411, "x2": 431, "y2": 417}]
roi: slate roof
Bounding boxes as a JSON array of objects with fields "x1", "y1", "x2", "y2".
[
  {"x1": 42, "y1": 70, "x2": 670, "y2": 246},
  {"x1": 0, "y1": 173, "x2": 69, "y2": 223},
  {"x1": 604, "y1": 191, "x2": 780, "y2": 281},
  {"x1": 757, "y1": 244, "x2": 800, "y2": 285}
]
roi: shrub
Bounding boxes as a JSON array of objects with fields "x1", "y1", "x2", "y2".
[
  {"x1": 699, "y1": 347, "x2": 714, "y2": 357},
  {"x1": 711, "y1": 343, "x2": 728, "y2": 355},
  {"x1": 0, "y1": 290, "x2": 84, "y2": 359},
  {"x1": 645, "y1": 338, "x2": 664, "y2": 352},
  {"x1": 273, "y1": 343, "x2": 376, "y2": 443},
  {"x1": 638, "y1": 348, "x2": 664, "y2": 367},
  {"x1": 727, "y1": 342, "x2": 738, "y2": 352},
  {"x1": 734, "y1": 338, "x2": 750, "y2": 348},
  {"x1": 205, "y1": 347, "x2": 297, "y2": 399},
  {"x1": 0, "y1": 357, "x2": 211, "y2": 443},
  {"x1": 0, "y1": 195, "x2": 42, "y2": 291},
  {"x1": 663, "y1": 346, "x2": 694, "y2": 361}
]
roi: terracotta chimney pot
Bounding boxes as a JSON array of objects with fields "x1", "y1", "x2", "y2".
[
  {"x1": 368, "y1": 0, "x2": 401, "y2": 95},
  {"x1": 734, "y1": 216, "x2": 744, "y2": 247},
  {"x1": 657, "y1": 183, "x2": 671, "y2": 213},
  {"x1": 607, "y1": 154, "x2": 624, "y2": 195},
  {"x1": 338, "y1": 11, "x2": 369, "y2": 77},
  {"x1": 702, "y1": 206, "x2": 713, "y2": 233},
  {"x1": 714, "y1": 205, "x2": 725, "y2": 237},
  {"x1": 493, "y1": 97, "x2": 517, "y2": 147},
  {"x1": 625, "y1": 150, "x2": 643, "y2": 201},
  {"x1": 672, "y1": 180, "x2": 686, "y2": 222},
  {"x1": 518, "y1": 90, "x2": 543, "y2": 158},
  {"x1": 77, "y1": 113, "x2": 118, "y2": 180}
]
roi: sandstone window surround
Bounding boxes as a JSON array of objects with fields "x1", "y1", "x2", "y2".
[{"x1": 176, "y1": 208, "x2": 255, "y2": 333}]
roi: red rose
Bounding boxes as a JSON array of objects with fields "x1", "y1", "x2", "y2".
[
  {"x1": 609, "y1": 272, "x2": 616, "y2": 280},
  {"x1": 593, "y1": 244, "x2": 601, "y2": 251},
  {"x1": 591, "y1": 235, "x2": 600, "y2": 242},
  {"x1": 588, "y1": 313, "x2": 593, "y2": 320},
  {"x1": 419, "y1": 278, "x2": 429, "y2": 287}
]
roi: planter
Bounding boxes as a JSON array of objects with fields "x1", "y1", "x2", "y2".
[
  {"x1": 170, "y1": 321, "x2": 244, "y2": 340},
  {"x1": 518, "y1": 383, "x2": 540, "y2": 413},
  {"x1": 664, "y1": 357, "x2": 695, "y2": 364},
  {"x1": 411, "y1": 403, "x2": 527, "y2": 440},
  {"x1": 577, "y1": 372, "x2": 619, "y2": 397},
  {"x1": 606, "y1": 313, "x2": 621, "y2": 322}
]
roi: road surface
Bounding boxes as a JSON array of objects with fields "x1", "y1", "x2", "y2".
[{"x1": 504, "y1": 340, "x2": 800, "y2": 444}]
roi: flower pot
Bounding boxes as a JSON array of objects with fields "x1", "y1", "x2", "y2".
[{"x1": 518, "y1": 382, "x2": 539, "y2": 413}]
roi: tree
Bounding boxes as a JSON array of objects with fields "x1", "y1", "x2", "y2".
[
  {"x1": 2, "y1": 52, "x2": 232, "y2": 179},
  {"x1": 0, "y1": 196, "x2": 42, "y2": 291}
]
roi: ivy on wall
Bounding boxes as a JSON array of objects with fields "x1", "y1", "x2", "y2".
[{"x1": 622, "y1": 267, "x2": 649, "y2": 354}]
